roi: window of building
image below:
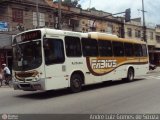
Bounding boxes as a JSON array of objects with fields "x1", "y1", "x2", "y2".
[
  {"x1": 107, "y1": 23, "x2": 113, "y2": 34},
  {"x1": 98, "y1": 40, "x2": 113, "y2": 57},
  {"x1": 12, "y1": 8, "x2": 23, "y2": 23},
  {"x1": 65, "y1": 36, "x2": 82, "y2": 57},
  {"x1": 134, "y1": 44, "x2": 143, "y2": 57},
  {"x1": 82, "y1": 38, "x2": 98, "y2": 57},
  {"x1": 127, "y1": 28, "x2": 132, "y2": 37},
  {"x1": 156, "y1": 36, "x2": 160, "y2": 43},
  {"x1": 44, "y1": 38, "x2": 65, "y2": 65},
  {"x1": 135, "y1": 30, "x2": 141, "y2": 38},
  {"x1": 33, "y1": 12, "x2": 45, "y2": 27},
  {"x1": 150, "y1": 32, "x2": 154, "y2": 40},
  {"x1": 124, "y1": 43, "x2": 134, "y2": 56},
  {"x1": 112, "y1": 41, "x2": 124, "y2": 56}
]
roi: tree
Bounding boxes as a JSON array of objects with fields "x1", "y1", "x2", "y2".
[
  {"x1": 77, "y1": 3, "x2": 81, "y2": 8},
  {"x1": 90, "y1": 7, "x2": 96, "y2": 10},
  {"x1": 62, "y1": 0, "x2": 81, "y2": 8}
]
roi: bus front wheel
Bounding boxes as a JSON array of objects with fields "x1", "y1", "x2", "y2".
[
  {"x1": 70, "y1": 74, "x2": 82, "y2": 93},
  {"x1": 126, "y1": 68, "x2": 134, "y2": 81}
]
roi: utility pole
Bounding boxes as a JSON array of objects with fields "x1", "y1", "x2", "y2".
[
  {"x1": 142, "y1": 0, "x2": 146, "y2": 42},
  {"x1": 36, "y1": 0, "x2": 39, "y2": 28},
  {"x1": 89, "y1": 0, "x2": 91, "y2": 10},
  {"x1": 58, "y1": 0, "x2": 62, "y2": 29}
]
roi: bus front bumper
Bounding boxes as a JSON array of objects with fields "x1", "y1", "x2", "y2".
[{"x1": 13, "y1": 79, "x2": 45, "y2": 91}]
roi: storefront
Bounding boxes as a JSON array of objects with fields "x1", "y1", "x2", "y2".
[
  {"x1": 0, "y1": 33, "x2": 12, "y2": 70},
  {"x1": 149, "y1": 49, "x2": 160, "y2": 66},
  {"x1": 154, "y1": 49, "x2": 160, "y2": 66}
]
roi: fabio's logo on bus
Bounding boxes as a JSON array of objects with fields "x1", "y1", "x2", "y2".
[{"x1": 92, "y1": 59, "x2": 117, "y2": 69}]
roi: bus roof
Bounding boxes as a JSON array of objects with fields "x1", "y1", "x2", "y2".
[
  {"x1": 89, "y1": 32, "x2": 146, "y2": 44},
  {"x1": 43, "y1": 28, "x2": 88, "y2": 38},
  {"x1": 15, "y1": 28, "x2": 146, "y2": 45}
]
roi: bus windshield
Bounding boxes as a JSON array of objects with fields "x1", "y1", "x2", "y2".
[{"x1": 13, "y1": 40, "x2": 42, "y2": 71}]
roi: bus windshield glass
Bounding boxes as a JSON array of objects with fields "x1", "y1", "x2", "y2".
[{"x1": 13, "y1": 40, "x2": 42, "y2": 71}]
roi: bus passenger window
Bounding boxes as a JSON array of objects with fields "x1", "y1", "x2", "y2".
[
  {"x1": 81, "y1": 38, "x2": 98, "y2": 57},
  {"x1": 134, "y1": 44, "x2": 143, "y2": 57},
  {"x1": 124, "y1": 43, "x2": 134, "y2": 57},
  {"x1": 65, "y1": 36, "x2": 82, "y2": 57},
  {"x1": 98, "y1": 40, "x2": 113, "y2": 57},
  {"x1": 112, "y1": 41, "x2": 124, "y2": 57},
  {"x1": 142, "y1": 44, "x2": 147, "y2": 57},
  {"x1": 44, "y1": 38, "x2": 65, "y2": 65}
]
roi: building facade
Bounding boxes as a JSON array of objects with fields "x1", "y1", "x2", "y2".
[
  {"x1": 124, "y1": 18, "x2": 160, "y2": 65},
  {"x1": 0, "y1": 0, "x2": 160, "y2": 69},
  {"x1": 0, "y1": 0, "x2": 55, "y2": 69},
  {"x1": 154, "y1": 25, "x2": 160, "y2": 65},
  {"x1": 0, "y1": 0, "x2": 124, "y2": 69}
]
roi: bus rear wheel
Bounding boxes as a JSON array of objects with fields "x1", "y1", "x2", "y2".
[
  {"x1": 126, "y1": 68, "x2": 134, "y2": 81},
  {"x1": 70, "y1": 74, "x2": 82, "y2": 93}
]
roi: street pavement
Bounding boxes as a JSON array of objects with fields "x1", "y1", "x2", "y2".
[{"x1": 0, "y1": 68, "x2": 160, "y2": 114}]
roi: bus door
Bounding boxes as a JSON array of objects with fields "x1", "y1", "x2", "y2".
[{"x1": 43, "y1": 38, "x2": 68, "y2": 90}]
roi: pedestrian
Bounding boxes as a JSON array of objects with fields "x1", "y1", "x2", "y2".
[{"x1": 2, "y1": 64, "x2": 11, "y2": 84}]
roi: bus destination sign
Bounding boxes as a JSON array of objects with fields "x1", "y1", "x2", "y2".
[{"x1": 14, "y1": 30, "x2": 41, "y2": 43}]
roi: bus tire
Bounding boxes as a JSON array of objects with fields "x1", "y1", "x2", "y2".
[
  {"x1": 70, "y1": 74, "x2": 82, "y2": 93},
  {"x1": 126, "y1": 68, "x2": 134, "y2": 81}
]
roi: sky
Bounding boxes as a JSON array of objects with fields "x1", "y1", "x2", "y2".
[{"x1": 79, "y1": 0, "x2": 160, "y2": 26}]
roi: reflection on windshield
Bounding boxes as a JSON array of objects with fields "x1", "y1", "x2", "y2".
[{"x1": 13, "y1": 41, "x2": 42, "y2": 71}]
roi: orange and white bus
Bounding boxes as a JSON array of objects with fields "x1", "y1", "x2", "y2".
[{"x1": 12, "y1": 28, "x2": 149, "y2": 92}]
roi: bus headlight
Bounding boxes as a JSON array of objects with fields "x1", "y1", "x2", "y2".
[{"x1": 34, "y1": 73, "x2": 42, "y2": 81}]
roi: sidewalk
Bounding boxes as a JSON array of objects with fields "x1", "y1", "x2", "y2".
[
  {"x1": 0, "y1": 85, "x2": 11, "y2": 88},
  {"x1": 0, "y1": 85, "x2": 13, "y2": 92},
  {"x1": 0, "y1": 80, "x2": 13, "y2": 89}
]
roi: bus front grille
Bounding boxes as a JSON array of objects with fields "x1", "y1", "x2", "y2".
[{"x1": 19, "y1": 84, "x2": 31, "y2": 88}]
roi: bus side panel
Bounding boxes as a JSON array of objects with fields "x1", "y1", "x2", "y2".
[
  {"x1": 101, "y1": 65, "x2": 127, "y2": 81},
  {"x1": 133, "y1": 57, "x2": 149, "y2": 76},
  {"x1": 84, "y1": 57, "x2": 102, "y2": 84},
  {"x1": 66, "y1": 58, "x2": 102, "y2": 86},
  {"x1": 134, "y1": 64, "x2": 149, "y2": 76},
  {"x1": 44, "y1": 64, "x2": 68, "y2": 90}
]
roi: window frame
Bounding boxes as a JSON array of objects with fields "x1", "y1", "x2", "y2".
[
  {"x1": 98, "y1": 40, "x2": 113, "y2": 57},
  {"x1": 112, "y1": 41, "x2": 125, "y2": 57},
  {"x1": 134, "y1": 44, "x2": 143, "y2": 57},
  {"x1": 43, "y1": 38, "x2": 65, "y2": 65},
  {"x1": 12, "y1": 8, "x2": 23, "y2": 23},
  {"x1": 81, "y1": 38, "x2": 98, "y2": 57},
  {"x1": 135, "y1": 30, "x2": 141, "y2": 38},
  {"x1": 150, "y1": 32, "x2": 154, "y2": 40},
  {"x1": 124, "y1": 42, "x2": 134, "y2": 57},
  {"x1": 127, "y1": 28, "x2": 132, "y2": 37},
  {"x1": 142, "y1": 44, "x2": 148, "y2": 57},
  {"x1": 65, "y1": 36, "x2": 82, "y2": 57}
]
